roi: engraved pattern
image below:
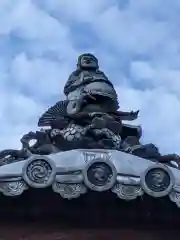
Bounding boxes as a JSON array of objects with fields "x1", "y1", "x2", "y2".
[
  {"x1": 141, "y1": 165, "x2": 174, "y2": 198},
  {"x1": 50, "y1": 122, "x2": 121, "y2": 149},
  {"x1": 25, "y1": 159, "x2": 54, "y2": 187},
  {"x1": 60, "y1": 123, "x2": 87, "y2": 141},
  {"x1": 169, "y1": 191, "x2": 180, "y2": 207},
  {"x1": 38, "y1": 100, "x2": 68, "y2": 127},
  {"x1": 50, "y1": 123, "x2": 87, "y2": 142},
  {"x1": 145, "y1": 168, "x2": 171, "y2": 192},
  {"x1": 87, "y1": 162, "x2": 113, "y2": 187},
  {"x1": 83, "y1": 157, "x2": 117, "y2": 191},
  {"x1": 112, "y1": 183, "x2": 144, "y2": 200},
  {"x1": 52, "y1": 183, "x2": 87, "y2": 199},
  {"x1": 0, "y1": 181, "x2": 28, "y2": 196},
  {"x1": 83, "y1": 151, "x2": 111, "y2": 164}
]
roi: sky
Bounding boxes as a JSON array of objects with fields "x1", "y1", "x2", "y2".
[{"x1": 0, "y1": 0, "x2": 180, "y2": 154}]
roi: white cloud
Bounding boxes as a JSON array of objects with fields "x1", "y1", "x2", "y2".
[
  {"x1": 0, "y1": 0, "x2": 77, "y2": 149},
  {"x1": 0, "y1": 0, "x2": 180, "y2": 157},
  {"x1": 118, "y1": 86, "x2": 180, "y2": 154},
  {"x1": 10, "y1": 53, "x2": 71, "y2": 97},
  {"x1": 37, "y1": 0, "x2": 112, "y2": 23},
  {"x1": 92, "y1": 5, "x2": 173, "y2": 56},
  {"x1": 130, "y1": 61, "x2": 180, "y2": 96}
]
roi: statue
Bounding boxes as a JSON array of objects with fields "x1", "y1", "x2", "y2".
[
  {"x1": 64, "y1": 53, "x2": 114, "y2": 96},
  {"x1": 63, "y1": 53, "x2": 138, "y2": 118},
  {"x1": 0, "y1": 53, "x2": 178, "y2": 163},
  {"x1": 0, "y1": 53, "x2": 180, "y2": 208},
  {"x1": 36, "y1": 53, "x2": 140, "y2": 151}
]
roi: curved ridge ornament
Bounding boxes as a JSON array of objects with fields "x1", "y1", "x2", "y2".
[
  {"x1": 52, "y1": 183, "x2": 87, "y2": 199},
  {"x1": 83, "y1": 157, "x2": 117, "y2": 191},
  {"x1": 169, "y1": 191, "x2": 180, "y2": 207},
  {"x1": 112, "y1": 183, "x2": 143, "y2": 200},
  {"x1": 0, "y1": 181, "x2": 28, "y2": 197},
  {"x1": 140, "y1": 164, "x2": 174, "y2": 198},
  {"x1": 22, "y1": 155, "x2": 56, "y2": 188}
]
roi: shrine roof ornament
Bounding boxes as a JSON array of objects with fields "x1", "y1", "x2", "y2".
[{"x1": 0, "y1": 54, "x2": 180, "y2": 208}]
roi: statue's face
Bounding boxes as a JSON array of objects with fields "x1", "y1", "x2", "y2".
[{"x1": 80, "y1": 54, "x2": 98, "y2": 69}]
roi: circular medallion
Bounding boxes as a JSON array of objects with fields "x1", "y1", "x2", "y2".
[
  {"x1": 22, "y1": 155, "x2": 56, "y2": 188},
  {"x1": 141, "y1": 164, "x2": 174, "y2": 197},
  {"x1": 83, "y1": 158, "x2": 117, "y2": 191}
]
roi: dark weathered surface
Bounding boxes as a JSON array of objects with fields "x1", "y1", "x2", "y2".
[
  {"x1": 0, "y1": 226, "x2": 179, "y2": 240},
  {"x1": 0, "y1": 189, "x2": 179, "y2": 239},
  {"x1": 0, "y1": 188, "x2": 178, "y2": 224}
]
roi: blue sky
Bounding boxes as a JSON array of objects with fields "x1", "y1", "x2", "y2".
[{"x1": 0, "y1": 0, "x2": 180, "y2": 154}]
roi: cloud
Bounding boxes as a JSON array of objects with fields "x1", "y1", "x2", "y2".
[
  {"x1": 35, "y1": 0, "x2": 113, "y2": 23},
  {"x1": 0, "y1": 0, "x2": 180, "y2": 156},
  {"x1": 118, "y1": 86, "x2": 180, "y2": 154},
  {"x1": 10, "y1": 53, "x2": 71, "y2": 97}
]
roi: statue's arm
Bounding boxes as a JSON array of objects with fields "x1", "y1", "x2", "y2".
[{"x1": 115, "y1": 110, "x2": 139, "y2": 121}]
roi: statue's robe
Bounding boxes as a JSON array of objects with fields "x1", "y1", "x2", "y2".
[
  {"x1": 64, "y1": 69, "x2": 115, "y2": 96},
  {"x1": 64, "y1": 69, "x2": 120, "y2": 114},
  {"x1": 38, "y1": 68, "x2": 141, "y2": 139}
]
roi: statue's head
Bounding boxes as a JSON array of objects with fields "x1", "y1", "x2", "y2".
[{"x1": 77, "y1": 53, "x2": 99, "y2": 70}]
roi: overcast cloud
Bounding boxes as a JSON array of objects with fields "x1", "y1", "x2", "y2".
[{"x1": 0, "y1": 0, "x2": 180, "y2": 154}]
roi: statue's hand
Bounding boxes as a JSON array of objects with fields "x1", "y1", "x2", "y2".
[
  {"x1": 81, "y1": 89, "x2": 96, "y2": 101},
  {"x1": 129, "y1": 110, "x2": 139, "y2": 120}
]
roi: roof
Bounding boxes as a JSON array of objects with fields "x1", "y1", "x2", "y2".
[{"x1": 0, "y1": 149, "x2": 179, "y2": 208}]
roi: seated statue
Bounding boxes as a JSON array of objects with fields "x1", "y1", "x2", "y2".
[
  {"x1": 64, "y1": 53, "x2": 119, "y2": 114},
  {"x1": 64, "y1": 53, "x2": 139, "y2": 119},
  {"x1": 38, "y1": 53, "x2": 140, "y2": 150},
  {"x1": 64, "y1": 54, "x2": 116, "y2": 97},
  {"x1": 0, "y1": 53, "x2": 180, "y2": 169}
]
